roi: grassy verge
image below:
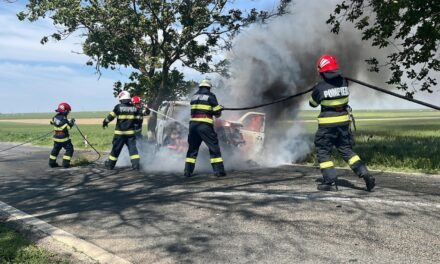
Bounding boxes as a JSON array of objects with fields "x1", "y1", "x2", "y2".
[
  {"x1": 0, "y1": 111, "x2": 108, "y2": 120},
  {"x1": 1, "y1": 110, "x2": 439, "y2": 173},
  {"x1": 294, "y1": 118, "x2": 440, "y2": 174},
  {"x1": 0, "y1": 122, "x2": 114, "y2": 152},
  {"x1": 0, "y1": 222, "x2": 68, "y2": 264}
]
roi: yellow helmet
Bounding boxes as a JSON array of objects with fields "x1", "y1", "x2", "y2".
[{"x1": 199, "y1": 79, "x2": 212, "y2": 88}]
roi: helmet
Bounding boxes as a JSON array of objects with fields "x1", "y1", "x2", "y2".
[
  {"x1": 56, "y1": 102, "x2": 71, "y2": 113},
  {"x1": 118, "y1": 91, "x2": 131, "y2": 100},
  {"x1": 199, "y1": 79, "x2": 212, "y2": 88},
  {"x1": 132, "y1": 96, "x2": 141, "y2": 105},
  {"x1": 316, "y1": 54, "x2": 339, "y2": 73}
]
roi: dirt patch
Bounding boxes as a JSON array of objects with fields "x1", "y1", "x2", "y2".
[{"x1": 0, "y1": 118, "x2": 103, "y2": 125}]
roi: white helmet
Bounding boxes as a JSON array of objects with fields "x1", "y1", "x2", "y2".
[
  {"x1": 199, "y1": 79, "x2": 212, "y2": 88},
  {"x1": 118, "y1": 91, "x2": 131, "y2": 100}
]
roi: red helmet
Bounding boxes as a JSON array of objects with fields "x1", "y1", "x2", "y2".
[
  {"x1": 316, "y1": 54, "x2": 339, "y2": 73},
  {"x1": 132, "y1": 96, "x2": 141, "y2": 105},
  {"x1": 56, "y1": 102, "x2": 71, "y2": 113}
]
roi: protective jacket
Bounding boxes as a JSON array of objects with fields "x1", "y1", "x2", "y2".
[
  {"x1": 185, "y1": 87, "x2": 225, "y2": 176},
  {"x1": 51, "y1": 113, "x2": 74, "y2": 142},
  {"x1": 190, "y1": 87, "x2": 223, "y2": 124},
  {"x1": 309, "y1": 71, "x2": 350, "y2": 126},
  {"x1": 134, "y1": 108, "x2": 150, "y2": 134},
  {"x1": 105, "y1": 101, "x2": 143, "y2": 135}
]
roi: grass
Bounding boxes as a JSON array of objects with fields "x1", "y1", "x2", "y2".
[
  {"x1": 0, "y1": 122, "x2": 114, "y2": 152},
  {"x1": 294, "y1": 117, "x2": 440, "y2": 174},
  {"x1": 0, "y1": 222, "x2": 69, "y2": 264},
  {"x1": 0, "y1": 111, "x2": 108, "y2": 120},
  {"x1": 1, "y1": 109, "x2": 439, "y2": 173}
]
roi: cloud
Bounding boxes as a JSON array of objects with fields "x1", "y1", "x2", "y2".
[
  {"x1": 0, "y1": 10, "x2": 88, "y2": 65},
  {"x1": 0, "y1": 62, "x2": 118, "y2": 113}
]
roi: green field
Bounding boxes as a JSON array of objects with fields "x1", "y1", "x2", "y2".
[
  {"x1": 0, "y1": 222, "x2": 68, "y2": 264},
  {"x1": 0, "y1": 111, "x2": 108, "y2": 119},
  {"x1": 0, "y1": 110, "x2": 439, "y2": 173},
  {"x1": 0, "y1": 122, "x2": 115, "y2": 151}
]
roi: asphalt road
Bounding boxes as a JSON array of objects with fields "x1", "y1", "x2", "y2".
[{"x1": 0, "y1": 143, "x2": 439, "y2": 264}]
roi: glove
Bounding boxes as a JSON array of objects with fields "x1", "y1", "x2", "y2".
[
  {"x1": 50, "y1": 120, "x2": 54, "y2": 125},
  {"x1": 70, "y1": 118, "x2": 76, "y2": 125},
  {"x1": 102, "y1": 119, "x2": 108, "y2": 128},
  {"x1": 144, "y1": 107, "x2": 151, "y2": 116}
]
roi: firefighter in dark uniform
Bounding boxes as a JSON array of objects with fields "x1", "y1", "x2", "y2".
[
  {"x1": 131, "y1": 95, "x2": 150, "y2": 139},
  {"x1": 184, "y1": 79, "x2": 226, "y2": 177},
  {"x1": 49, "y1": 102, "x2": 75, "y2": 168},
  {"x1": 103, "y1": 91, "x2": 142, "y2": 170},
  {"x1": 309, "y1": 54, "x2": 375, "y2": 191}
]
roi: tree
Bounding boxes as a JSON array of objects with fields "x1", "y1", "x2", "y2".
[
  {"x1": 18, "y1": 0, "x2": 291, "y2": 131},
  {"x1": 327, "y1": 0, "x2": 440, "y2": 97}
]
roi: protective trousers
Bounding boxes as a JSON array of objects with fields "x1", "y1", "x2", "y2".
[
  {"x1": 185, "y1": 122, "x2": 225, "y2": 174},
  {"x1": 107, "y1": 135, "x2": 140, "y2": 169},
  {"x1": 49, "y1": 140, "x2": 74, "y2": 168},
  {"x1": 314, "y1": 124, "x2": 368, "y2": 184}
]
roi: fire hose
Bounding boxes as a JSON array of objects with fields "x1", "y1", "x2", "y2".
[
  {"x1": 0, "y1": 124, "x2": 102, "y2": 164},
  {"x1": 221, "y1": 77, "x2": 440, "y2": 111},
  {"x1": 345, "y1": 77, "x2": 440, "y2": 111},
  {"x1": 147, "y1": 107, "x2": 189, "y2": 129},
  {"x1": 74, "y1": 124, "x2": 102, "y2": 163},
  {"x1": 0, "y1": 130, "x2": 53, "y2": 154}
]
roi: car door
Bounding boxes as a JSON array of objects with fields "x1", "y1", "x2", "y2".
[
  {"x1": 155, "y1": 102, "x2": 169, "y2": 146},
  {"x1": 238, "y1": 112, "x2": 266, "y2": 156}
]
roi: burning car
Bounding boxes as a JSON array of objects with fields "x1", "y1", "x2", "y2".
[{"x1": 154, "y1": 101, "x2": 266, "y2": 160}]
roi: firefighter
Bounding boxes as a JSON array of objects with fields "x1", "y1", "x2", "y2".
[
  {"x1": 49, "y1": 102, "x2": 75, "y2": 168},
  {"x1": 131, "y1": 95, "x2": 150, "y2": 138},
  {"x1": 103, "y1": 91, "x2": 142, "y2": 170},
  {"x1": 309, "y1": 54, "x2": 375, "y2": 191},
  {"x1": 184, "y1": 79, "x2": 226, "y2": 177}
]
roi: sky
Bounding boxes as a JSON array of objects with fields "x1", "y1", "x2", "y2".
[{"x1": 0, "y1": 1, "x2": 438, "y2": 113}]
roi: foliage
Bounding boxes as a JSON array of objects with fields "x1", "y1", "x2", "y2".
[
  {"x1": 0, "y1": 223, "x2": 68, "y2": 264},
  {"x1": 327, "y1": 0, "x2": 440, "y2": 97},
  {"x1": 17, "y1": 0, "x2": 291, "y2": 107}
]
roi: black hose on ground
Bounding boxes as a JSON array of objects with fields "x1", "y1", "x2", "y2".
[
  {"x1": 0, "y1": 131, "x2": 53, "y2": 153},
  {"x1": 74, "y1": 124, "x2": 102, "y2": 163}
]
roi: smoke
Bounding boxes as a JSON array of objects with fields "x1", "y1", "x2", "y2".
[
  {"x1": 116, "y1": 0, "x2": 394, "y2": 171},
  {"x1": 213, "y1": 0, "x2": 390, "y2": 166}
]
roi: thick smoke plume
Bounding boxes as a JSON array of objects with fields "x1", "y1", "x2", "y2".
[
  {"x1": 118, "y1": 0, "x2": 389, "y2": 172},
  {"x1": 216, "y1": 0, "x2": 387, "y2": 166}
]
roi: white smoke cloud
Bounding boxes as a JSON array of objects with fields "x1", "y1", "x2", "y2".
[{"x1": 216, "y1": 0, "x2": 389, "y2": 166}]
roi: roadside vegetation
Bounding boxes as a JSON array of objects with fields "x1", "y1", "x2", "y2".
[
  {"x1": 0, "y1": 122, "x2": 114, "y2": 152},
  {"x1": 0, "y1": 222, "x2": 68, "y2": 264},
  {"x1": 0, "y1": 110, "x2": 439, "y2": 173},
  {"x1": 0, "y1": 112, "x2": 108, "y2": 120},
  {"x1": 298, "y1": 113, "x2": 440, "y2": 174}
]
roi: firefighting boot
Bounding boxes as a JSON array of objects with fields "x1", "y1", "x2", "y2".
[
  {"x1": 131, "y1": 159, "x2": 140, "y2": 170},
  {"x1": 363, "y1": 174, "x2": 376, "y2": 192},
  {"x1": 184, "y1": 162, "x2": 195, "y2": 177},
  {"x1": 213, "y1": 163, "x2": 226, "y2": 177},
  {"x1": 62, "y1": 160, "x2": 71, "y2": 168},
  {"x1": 352, "y1": 163, "x2": 375, "y2": 191},
  {"x1": 318, "y1": 167, "x2": 337, "y2": 191},
  {"x1": 105, "y1": 160, "x2": 115, "y2": 170}
]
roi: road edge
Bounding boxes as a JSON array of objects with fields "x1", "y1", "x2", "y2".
[{"x1": 0, "y1": 200, "x2": 132, "y2": 264}]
